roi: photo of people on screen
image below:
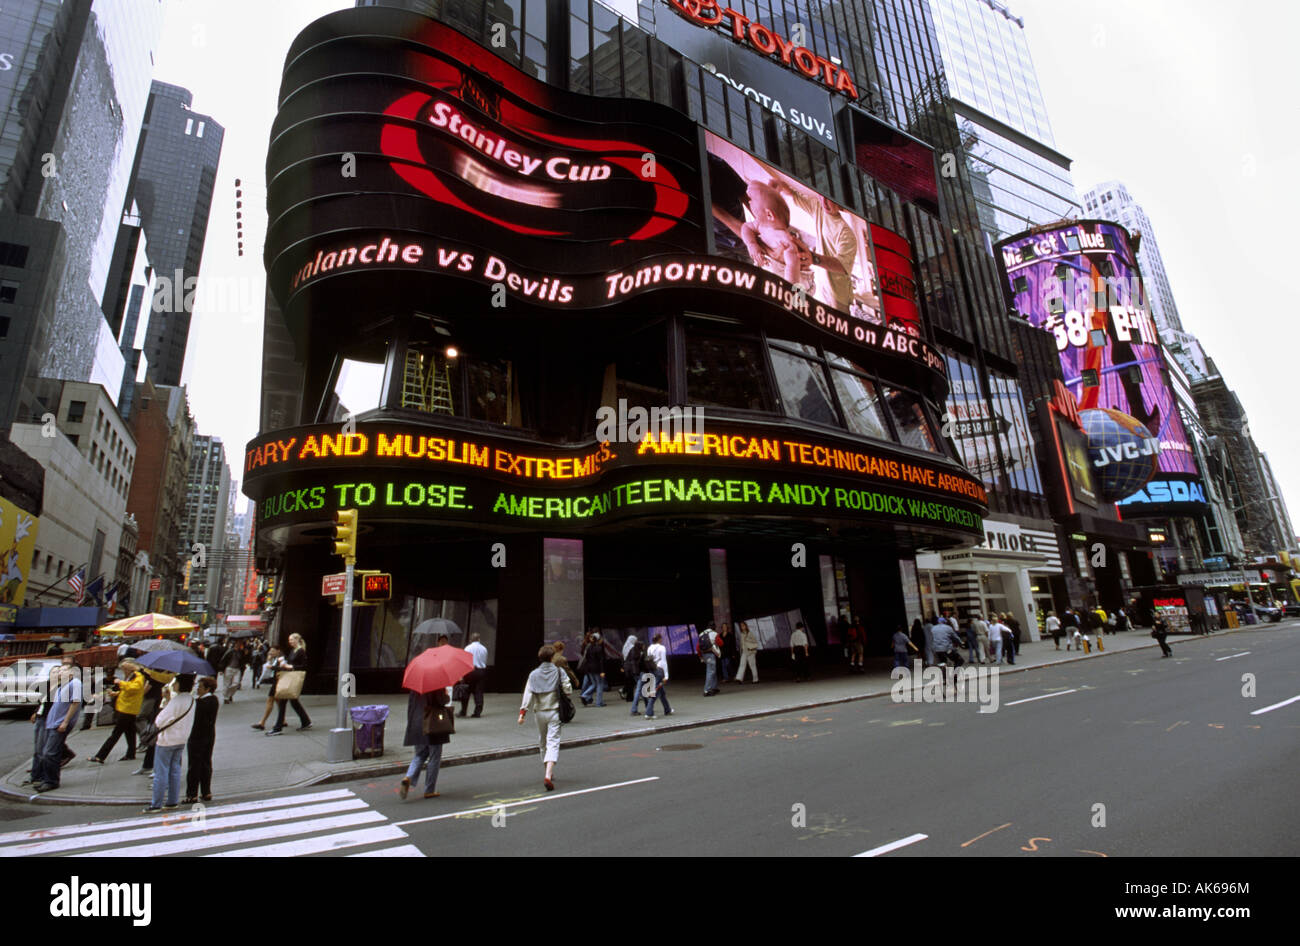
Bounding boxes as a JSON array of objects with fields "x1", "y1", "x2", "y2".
[{"x1": 706, "y1": 134, "x2": 880, "y2": 323}]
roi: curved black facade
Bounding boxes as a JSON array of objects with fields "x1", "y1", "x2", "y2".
[{"x1": 249, "y1": 7, "x2": 988, "y2": 690}]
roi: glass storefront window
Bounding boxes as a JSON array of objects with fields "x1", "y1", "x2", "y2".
[
  {"x1": 467, "y1": 358, "x2": 514, "y2": 425},
  {"x1": 401, "y1": 343, "x2": 459, "y2": 415},
  {"x1": 769, "y1": 346, "x2": 838, "y2": 426},
  {"x1": 685, "y1": 332, "x2": 774, "y2": 411},
  {"x1": 884, "y1": 386, "x2": 940, "y2": 452},
  {"x1": 830, "y1": 368, "x2": 890, "y2": 441}
]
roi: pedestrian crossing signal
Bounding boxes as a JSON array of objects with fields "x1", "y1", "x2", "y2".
[{"x1": 360, "y1": 573, "x2": 392, "y2": 601}]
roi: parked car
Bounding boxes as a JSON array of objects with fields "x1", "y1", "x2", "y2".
[
  {"x1": 1282, "y1": 603, "x2": 1300, "y2": 618},
  {"x1": 1233, "y1": 601, "x2": 1281, "y2": 623},
  {"x1": 0, "y1": 658, "x2": 61, "y2": 709}
]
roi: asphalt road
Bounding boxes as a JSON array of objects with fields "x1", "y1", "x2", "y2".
[{"x1": 0, "y1": 624, "x2": 1296, "y2": 857}]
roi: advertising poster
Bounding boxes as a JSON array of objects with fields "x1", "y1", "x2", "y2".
[
  {"x1": 944, "y1": 355, "x2": 1042, "y2": 495},
  {"x1": 706, "y1": 133, "x2": 922, "y2": 335},
  {"x1": 997, "y1": 222, "x2": 1199, "y2": 490},
  {"x1": 0, "y1": 497, "x2": 39, "y2": 607}
]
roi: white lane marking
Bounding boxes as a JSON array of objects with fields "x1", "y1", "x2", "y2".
[
  {"x1": 1250, "y1": 695, "x2": 1300, "y2": 716},
  {"x1": 0, "y1": 799, "x2": 368, "y2": 857},
  {"x1": 1005, "y1": 689, "x2": 1079, "y2": 707},
  {"x1": 0, "y1": 788, "x2": 356, "y2": 845},
  {"x1": 1216, "y1": 652, "x2": 1251, "y2": 661},
  {"x1": 855, "y1": 833, "x2": 928, "y2": 857},
  {"x1": 348, "y1": 844, "x2": 425, "y2": 857},
  {"x1": 393, "y1": 777, "x2": 660, "y2": 828},
  {"x1": 69, "y1": 811, "x2": 386, "y2": 857},
  {"x1": 207, "y1": 824, "x2": 410, "y2": 857}
]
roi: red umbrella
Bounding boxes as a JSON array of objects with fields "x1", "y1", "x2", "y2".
[{"x1": 401, "y1": 645, "x2": 474, "y2": 694}]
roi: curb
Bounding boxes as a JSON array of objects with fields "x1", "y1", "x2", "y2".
[{"x1": 0, "y1": 625, "x2": 1262, "y2": 806}]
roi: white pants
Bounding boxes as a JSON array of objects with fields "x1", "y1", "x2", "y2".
[
  {"x1": 535, "y1": 708, "x2": 561, "y2": 764},
  {"x1": 222, "y1": 667, "x2": 241, "y2": 699},
  {"x1": 736, "y1": 651, "x2": 758, "y2": 682}
]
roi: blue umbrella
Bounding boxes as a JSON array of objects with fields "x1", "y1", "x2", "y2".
[{"x1": 135, "y1": 649, "x2": 215, "y2": 676}]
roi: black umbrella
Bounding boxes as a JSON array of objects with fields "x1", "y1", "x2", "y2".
[{"x1": 135, "y1": 649, "x2": 215, "y2": 676}]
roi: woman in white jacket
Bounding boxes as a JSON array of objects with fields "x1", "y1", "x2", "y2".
[
  {"x1": 145, "y1": 674, "x2": 196, "y2": 813},
  {"x1": 518, "y1": 646, "x2": 572, "y2": 792}
]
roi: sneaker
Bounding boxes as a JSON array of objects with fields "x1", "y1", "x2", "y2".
[
  {"x1": 646, "y1": 713, "x2": 655, "y2": 719},
  {"x1": 141, "y1": 806, "x2": 163, "y2": 814},
  {"x1": 162, "y1": 804, "x2": 179, "y2": 811},
  {"x1": 664, "y1": 710, "x2": 674, "y2": 716},
  {"x1": 399, "y1": 777, "x2": 410, "y2": 800},
  {"x1": 132, "y1": 767, "x2": 151, "y2": 776},
  {"x1": 266, "y1": 730, "x2": 283, "y2": 736},
  {"x1": 298, "y1": 723, "x2": 312, "y2": 731}
]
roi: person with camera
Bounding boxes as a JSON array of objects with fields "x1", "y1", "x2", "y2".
[{"x1": 89, "y1": 658, "x2": 146, "y2": 764}]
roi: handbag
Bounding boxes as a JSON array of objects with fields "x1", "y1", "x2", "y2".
[
  {"x1": 274, "y1": 670, "x2": 306, "y2": 701},
  {"x1": 139, "y1": 697, "x2": 193, "y2": 749},
  {"x1": 423, "y1": 701, "x2": 456, "y2": 736},
  {"x1": 452, "y1": 682, "x2": 470, "y2": 703},
  {"x1": 556, "y1": 676, "x2": 576, "y2": 724}
]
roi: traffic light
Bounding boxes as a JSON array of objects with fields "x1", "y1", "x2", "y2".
[{"x1": 334, "y1": 508, "x2": 358, "y2": 563}]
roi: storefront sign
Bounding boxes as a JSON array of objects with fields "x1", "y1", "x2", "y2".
[{"x1": 663, "y1": 0, "x2": 858, "y2": 99}]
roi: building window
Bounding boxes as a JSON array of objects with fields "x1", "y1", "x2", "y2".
[
  {"x1": 768, "y1": 343, "x2": 839, "y2": 427},
  {"x1": 883, "y1": 387, "x2": 941, "y2": 453},
  {"x1": 0, "y1": 242, "x2": 29, "y2": 267},
  {"x1": 684, "y1": 329, "x2": 775, "y2": 412},
  {"x1": 67, "y1": 401, "x2": 86, "y2": 423},
  {"x1": 0, "y1": 279, "x2": 18, "y2": 303}
]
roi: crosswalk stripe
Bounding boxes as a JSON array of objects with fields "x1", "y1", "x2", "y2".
[
  {"x1": 207, "y1": 825, "x2": 410, "y2": 858},
  {"x1": 0, "y1": 799, "x2": 368, "y2": 857},
  {"x1": 347, "y1": 844, "x2": 425, "y2": 857},
  {"x1": 69, "y1": 811, "x2": 386, "y2": 857},
  {"x1": 0, "y1": 789, "x2": 356, "y2": 845}
]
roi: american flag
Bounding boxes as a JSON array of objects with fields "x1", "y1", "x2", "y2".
[{"x1": 68, "y1": 567, "x2": 85, "y2": 605}]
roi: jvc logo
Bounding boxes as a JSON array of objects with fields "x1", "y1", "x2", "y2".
[{"x1": 50, "y1": 877, "x2": 151, "y2": 926}]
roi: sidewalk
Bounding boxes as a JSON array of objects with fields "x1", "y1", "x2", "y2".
[{"x1": 0, "y1": 627, "x2": 1239, "y2": 805}]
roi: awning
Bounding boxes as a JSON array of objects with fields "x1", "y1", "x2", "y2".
[{"x1": 12, "y1": 607, "x2": 108, "y2": 628}]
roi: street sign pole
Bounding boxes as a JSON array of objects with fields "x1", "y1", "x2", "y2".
[
  {"x1": 336, "y1": 558, "x2": 355, "y2": 733},
  {"x1": 327, "y1": 509, "x2": 359, "y2": 763}
]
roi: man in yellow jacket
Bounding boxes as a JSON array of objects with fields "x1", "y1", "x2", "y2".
[{"x1": 89, "y1": 659, "x2": 146, "y2": 764}]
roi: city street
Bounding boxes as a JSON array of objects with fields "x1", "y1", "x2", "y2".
[{"x1": 0, "y1": 624, "x2": 1294, "y2": 857}]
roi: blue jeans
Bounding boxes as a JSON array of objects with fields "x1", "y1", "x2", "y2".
[
  {"x1": 720, "y1": 656, "x2": 734, "y2": 680},
  {"x1": 631, "y1": 674, "x2": 653, "y2": 715},
  {"x1": 648, "y1": 678, "x2": 671, "y2": 716},
  {"x1": 581, "y1": 673, "x2": 606, "y2": 706},
  {"x1": 703, "y1": 654, "x2": 717, "y2": 693},
  {"x1": 34, "y1": 726, "x2": 65, "y2": 787},
  {"x1": 893, "y1": 652, "x2": 909, "y2": 669},
  {"x1": 966, "y1": 633, "x2": 978, "y2": 662},
  {"x1": 152, "y1": 744, "x2": 184, "y2": 808},
  {"x1": 406, "y1": 742, "x2": 443, "y2": 793}
]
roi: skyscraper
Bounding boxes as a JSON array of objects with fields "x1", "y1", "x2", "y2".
[
  {"x1": 126, "y1": 80, "x2": 224, "y2": 386},
  {"x1": 929, "y1": 0, "x2": 1080, "y2": 242},
  {"x1": 183, "y1": 433, "x2": 230, "y2": 619},
  {"x1": 0, "y1": 0, "x2": 165, "y2": 428},
  {"x1": 1082, "y1": 180, "x2": 1184, "y2": 338}
]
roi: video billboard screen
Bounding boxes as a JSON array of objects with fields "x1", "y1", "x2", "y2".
[
  {"x1": 705, "y1": 132, "x2": 922, "y2": 336},
  {"x1": 944, "y1": 354, "x2": 1042, "y2": 495},
  {"x1": 997, "y1": 222, "x2": 1198, "y2": 482}
]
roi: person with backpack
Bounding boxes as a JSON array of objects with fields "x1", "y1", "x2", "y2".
[
  {"x1": 519, "y1": 646, "x2": 572, "y2": 791},
  {"x1": 577, "y1": 631, "x2": 607, "y2": 707},
  {"x1": 699, "y1": 625, "x2": 721, "y2": 696},
  {"x1": 628, "y1": 638, "x2": 655, "y2": 717}
]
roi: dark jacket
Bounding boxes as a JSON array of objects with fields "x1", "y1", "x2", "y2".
[
  {"x1": 188, "y1": 693, "x2": 219, "y2": 750},
  {"x1": 404, "y1": 689, "x2": 451, "y2": 747},
  {"x1": 577, "y1": 641, "x2": 604, "y2": 676},
  {"x1": 283, "y1": 647, "x2": 308, "y2": 671}
]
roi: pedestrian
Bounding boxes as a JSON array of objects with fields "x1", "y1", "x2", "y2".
[
  {"x1": 1062, "y1": 608, "x2": 1079, "y2": 650},
  {"x1": 892, "y1": 625, "x2": 917, "y2": 669},
  {"x1": 250, "y1": 645, "x2": 285, "y2": 729},
  {"x1": 220, "y1": 642, "x2": 243, "y2": 704},
  {"x1": 577, "y1": 630, "x2": 607, "y2": 707},
  {"x1": 987, "y1": 615, "x2": 1006, "y2": 664},
  {"x1": 182, "y1": 676, "x2": 219, "y2": 803},
  {"x1": 932, "y1": 620, "x2": 964, "y2": 668},
  {"x1": 735, "y1": 620, "x2": 759, "y2": 683},
  {"x1": 205, "y1": 638, "x2": 228, "y2": 682},
  {"x1": 997, "y1": 614, "x2": 1016, "y2": 665},
  {"x1": 267, "y1": 633, "x2": 311, "y2": 735},
  {"x1": 133, "y1": 669, "x2": 170, "y2": 776},
  {"x1": 699, "y1": 624, "x2": 720, "y2": 696},
  {"x1": 89, "y1": 658, "x2": 146, "y2": 764},
  {"x1": 400, "y1": 684, "x2": 452, "y2": 800},
  {"x1": 518, "y1": 645, "x2": 571, "y2": 791},
  {"x1": 1116, "y1": 608, "x2": 1129, "y2": 633},
  {"x1": 790, "y1": 622, "x2": 811, "y2": 681},
  {"x1": 31, "y1": 661, "x2": 82, "y2": 792},
  {"x1": 457, "y1": 632, "x2": 488, "y2": 717},
  {"x1": 646, "y1": 633, "x2": 672, "y2": 718},
  {"x1": 628, "y1": 638, "x2": 655, "y2": 717},
  {"x1": 250, "y1": 640, "x2": 265, "y2": 688},
  {"x1": 718, "y1": 622, "x2": 737, "y2": 682},
  {"x1": 143, "y1": 674, "x2": 196, "y2": 813},
  {"x1": 1005, "y1": 613, "x2": 1022, "y2": 661},
  {"x1": 922, "y1": 615, "x2": 936, "y2": 667},
  {"x1": 846, "y1": 618, "x2": 865, "y2": 672},
  {"x1": 552, "y1": 640, "x2": 580, "y2": 690},
  {"x1": 1152, "y1": 616, "x2": 1173, "y2": 657},
  {"x1": 1046, "y1": 611, "x2": 1062, "y2": 649},
  {"x1": 910, "y1": 618, "x2": 925, "y2": 663}
]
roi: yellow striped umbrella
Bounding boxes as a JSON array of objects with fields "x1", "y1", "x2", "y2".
[{"x1": 98, "y1": 613, "x2": 198, "y2": 637}]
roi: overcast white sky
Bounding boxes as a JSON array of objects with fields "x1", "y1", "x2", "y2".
[{"x1": 158, "y1": 0, "x2": 1299, "y2": 533}]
